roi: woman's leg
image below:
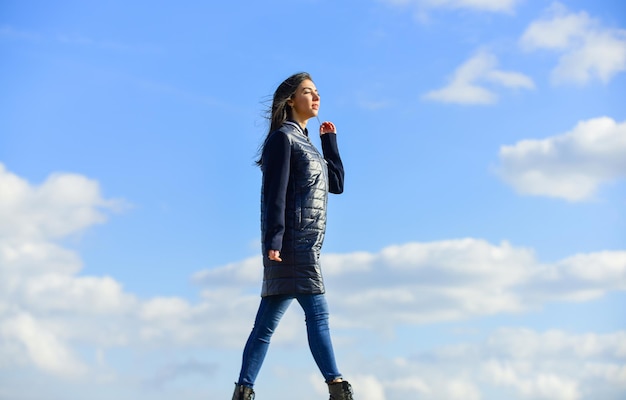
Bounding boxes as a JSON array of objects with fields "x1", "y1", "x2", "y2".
[
  {"x1": 237, "y1": 295, "x2": 292, "y2": 387},
  {"x1": 296, "y1": 293, "x2": 342, "y2": 382}
]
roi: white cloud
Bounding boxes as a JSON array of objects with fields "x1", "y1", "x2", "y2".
[
  {"x1": 0, "y1": 164, "x2": 135, "y2": 374},
  {"x1": 306, "y1": 329, "x2": 626, "y2": 399},
  {"x1": 0, "y1": 164, "x2": 124, "y2": 240},
  {"x1": 0, "y1": 160, "x2": 259, "y2": 367},
  {"x1": 423, "y1": 50, "x2": 534, "y2": 105},
  {"x1": 496, "y1": 116, "x2": 626, "y2": 201},
  {"x1": 478, "y1": 329, "x2": 626, "y2": 399},
  {"x1": 352, "y1": 375, "x2": 387, "y2": 400},
  {"x1": 520, "y1": 3, "x2": 626, "y2": 85},
  {"x1": 197, "y1": 238, "x2": 626, "y2": 333},
  {"x1": 0, "y1": 312, "x2": 87, "y2": 377},
  {"x1": 1, "y1": 163, "x2": 625, "y2": 399},
  {"x1": 368, "y1": 329, "x2": 626, "y2": 400},
  {"x1": 484, "y1": 361, "x2": 582, "y2": 400}
]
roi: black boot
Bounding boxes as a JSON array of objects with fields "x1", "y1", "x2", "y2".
[
  {"x1": 232, "y1": 383, "x2": 255, "y2": 400},
  {"x1": 328, "y1": 380, "x2": 354, "y2": 400}
]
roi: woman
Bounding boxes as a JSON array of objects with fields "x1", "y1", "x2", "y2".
[{"x1": 232, "y1": 72, "x2": 353, "y2": 400}]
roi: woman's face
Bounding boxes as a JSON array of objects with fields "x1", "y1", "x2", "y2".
[{"x1": 288, "y1": 79, "x2": 320, "y2": 121}]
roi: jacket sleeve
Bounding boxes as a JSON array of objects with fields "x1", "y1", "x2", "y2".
[
  {"x1": 321, "y1": 133, "x2": 344, "y2": 194},
  {"x1": 262, "y1": 131, "x2": 291, "y2": 252}
]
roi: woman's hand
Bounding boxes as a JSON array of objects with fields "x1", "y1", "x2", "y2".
[
  {"x1": 319, "y1": 121, "x2": 336, "y2": 135},
  {"x1": 268, "y1": 250, "x2": 282, "y2": 262}
]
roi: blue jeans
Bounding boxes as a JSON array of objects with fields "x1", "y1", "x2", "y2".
[{"x1": 237, "y1": 293, "x2": 342, "y2": 387}]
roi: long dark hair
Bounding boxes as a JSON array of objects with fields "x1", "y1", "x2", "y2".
[{"x1": 256, "y1": 72, "x2": 313, "y2": 166}]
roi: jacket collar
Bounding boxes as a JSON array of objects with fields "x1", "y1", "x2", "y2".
[{"x1": 284, "y1": 120, "x2": 308, "y2": 137}]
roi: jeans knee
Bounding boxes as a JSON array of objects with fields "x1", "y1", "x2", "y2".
[
  {"x1": 253, "y1": 324, "x2": 276, "y2": 343},
  {"x1": 306, "y1": 312, "x2": 329, "y2": 326}
]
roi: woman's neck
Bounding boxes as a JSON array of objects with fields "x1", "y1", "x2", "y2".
[
  {"x1": 290, "y1": 111, "x2": 308, "y2": 130},
  {"x1": 294, "y1": 118, "x2": 307, "y2": 130}
]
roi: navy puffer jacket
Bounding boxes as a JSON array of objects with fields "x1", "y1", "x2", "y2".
[{"x1": 260, "y1": 121, "x2": 344, "y2": 297}]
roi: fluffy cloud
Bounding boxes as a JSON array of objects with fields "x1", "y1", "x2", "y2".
[
  {"x1": 0, "y1": 164, "x2": 131, "y2": 375},
  {"x1": 520, "y1": 3, "x2": 626, "y2": 85},
  {"x1": 2, "y1": 163, "x2": 625, "y2": 399},
  {"x1": 0, "y1": 164, "x2": 121, "y2": 241},
  {"x1": 423, "y1": 50, "x2": 534, "y2": 105},
  {"x1": 496, "y1": 116, "x2": 626, "y2": 201},
  {"x1": 327, "y1": 329, "x2": 626, "y2": 400},
  {"x1": 198, "y1": 238, "x2": 626, "y2": 334},
  {"x1": 476, "y1": 329, "x2": 626, "y2": 399},
  {"x1": 0, "y1": 312, "x2": 87, "y2": 377},
  {"x1": 0, "y1": 163, "x2": 262, "y2": 380}
]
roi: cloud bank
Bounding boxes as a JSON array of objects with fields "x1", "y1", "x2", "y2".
[
  {"x1": 1, "y1": 162, "x2": 624, "y2": 399},
  {"x1": 365, "y1": 328, "x2": 626, "y2": 400},
  {"x1": 201, "y1": 239, "x2": 626, "y2": 333}
]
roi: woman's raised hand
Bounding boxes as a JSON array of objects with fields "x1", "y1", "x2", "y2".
[{"x1": 319, "y1": 121, "x2": 336, "y2": 135}]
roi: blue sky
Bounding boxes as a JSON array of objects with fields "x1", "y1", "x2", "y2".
[{"x1": 1, "y1": 0, "x2": 625, "y2": 399}]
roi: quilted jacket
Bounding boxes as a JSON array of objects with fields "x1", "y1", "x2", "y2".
[{"x1": 260, "y1": 121, "x2": 344, "y2": 297}]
